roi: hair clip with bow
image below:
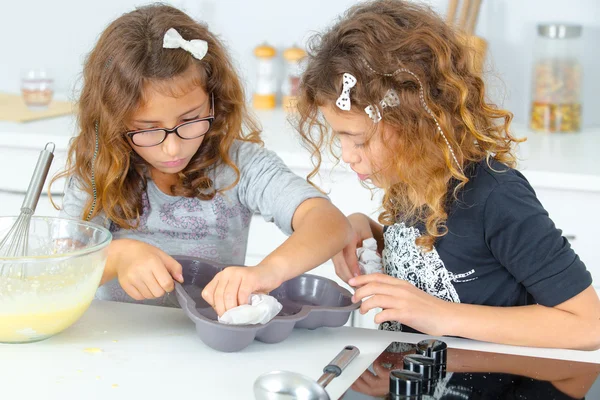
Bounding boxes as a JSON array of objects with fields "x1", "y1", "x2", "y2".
[
  {"x1": 364, "y1": 89, "x2": 400, "y2": 123},
  {"x1": 163, "y1": 28, "x2": 208, "y2": 60},
  {"x1": 336, "y1": 73, "x2": 357, "y2": 111}
]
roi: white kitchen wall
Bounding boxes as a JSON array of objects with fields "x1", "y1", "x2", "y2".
[{"x1": 1, "y1": 0, "x2": 598, "y2": 126}]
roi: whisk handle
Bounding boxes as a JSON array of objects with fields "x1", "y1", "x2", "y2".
[{"x1": 21, "y1": 142, "x2": 55, "y2": 213}]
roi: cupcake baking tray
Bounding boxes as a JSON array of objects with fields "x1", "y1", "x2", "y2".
[{"x1": 173, "y1": 256, "x2": 360, "y2": 352}]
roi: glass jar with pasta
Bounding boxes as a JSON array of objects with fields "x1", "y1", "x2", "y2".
[{"x1": 530, "y1": 23, "x2": 583, "y2": 133}]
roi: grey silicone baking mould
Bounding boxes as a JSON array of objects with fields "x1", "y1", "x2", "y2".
[{"x1": 173, "y1": 256, "x2": 360, "y2": 352}]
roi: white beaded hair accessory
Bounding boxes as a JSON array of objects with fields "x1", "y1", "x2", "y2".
[
  {"x1": 364, "y1": 89, "x2": 400, "y2": 123},
  {"x1": 336, "y1": 73, "x2": 357, "y2": 111},
  {"x1": 361, "y1": 58, "x2": 463, "y2": 172},
  {"x1": 335, "y1": 73, "x2": 400, "y2": 123},
  {"x1": 163, "y1": 28, "x2": 208, "y2": 60}
]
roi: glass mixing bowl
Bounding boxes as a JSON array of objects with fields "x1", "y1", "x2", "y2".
[{"x1": 0, "y1": 216, "x2": 112, "y2": 343}]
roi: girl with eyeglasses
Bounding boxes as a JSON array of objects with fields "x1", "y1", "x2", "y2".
[{"x1": 54, "y1": 4, "x2": 352, "y2": 317}]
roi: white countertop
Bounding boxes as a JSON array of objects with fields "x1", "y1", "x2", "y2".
[
  {"x1": 1, "y1": 108, "x2": 600, "y2": 191},
  {"x1": 0, "y1": 300, "x2": 598, "y2": 400}
]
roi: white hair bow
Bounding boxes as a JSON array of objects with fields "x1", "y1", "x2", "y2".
[
  {"x1": 336, "y1": 73, "x2": 357, "y2": 111},
  {"x1": 364, "y1": 89, "x2": 400, "y2": 123},
  {"x1": 163, "y1": 28, "x2": 208, "y2": 60}
]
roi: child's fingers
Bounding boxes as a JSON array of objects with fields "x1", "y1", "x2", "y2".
[
  {"x1": 134, "y1": 278, "x2": 155, "y2": 299},
  {"x1": 212, "y1": 277, "x2": 229, "y2": 317},
  {"x1": 158, "y1": 251, "x2": 184, "y2": 283},
  {"x1": 224, "y1": 274, "x2": 243, "y2": 311},
  {"x1": 202, "y1": 278, "x2": 216, "y2": 308},
  {"x1": 373, "y1": 308, "x2": 403, "y2": 325},
  {"x1": 349, "y1": 273, "x2": 400, "y2": 288},
  {"x1": 352, "y1": 281, "x2": 399, "y2": 303},
  {"x1": 237, "y1": 277, "x2": 253, "y2": 308},
  {"x1": 122, "y1": 282, "x2": 144, "y2": 301},
  {"x1": 343, "y1": 241, "x2": 360, "y2": 277},
  {"x1": 153, "y1": 264, "x2": 175, "y2": 293},
  {"x1": 346, "y1": 255, "x2": 361, "y2": 278},
  {"x1": 332, "y1": 252, "x2": 353, "y2": 283},
  {"x1": 144, "y1": 276, "x2": 166, "y2": 298},
  {"x1": 358, "y1": 293, "x2": 400, "y2": 315}
]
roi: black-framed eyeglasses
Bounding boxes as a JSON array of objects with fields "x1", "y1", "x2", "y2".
[{"x1": 126, "y1": 93, "x2": 215, "y2": 147}]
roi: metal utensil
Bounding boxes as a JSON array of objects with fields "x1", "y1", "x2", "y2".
[
  {"x1": 254, "y1": 345, "x2": 360, "y2": 400},
  {"x1": 0, "y1": 142, "x2": 55, "y2": 278}
]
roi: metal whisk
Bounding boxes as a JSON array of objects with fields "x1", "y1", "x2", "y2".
[{"x1": 0, "y1": 142, "x2": 55, "y2": 278}]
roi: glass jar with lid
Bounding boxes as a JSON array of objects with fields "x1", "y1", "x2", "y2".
[
  {"x1": 530, "y1": 23, "x2": 583, "y2": 133},
  {"x1": 253, "y1": 43, "x2": 277, "y2": 110},
  {"x1": 281, "y1": 45, "x2": 306, "y2": 113}
]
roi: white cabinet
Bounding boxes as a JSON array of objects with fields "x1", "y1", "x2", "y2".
[
  {"x1": 0, "y1": 191, "x2": 62, "y2": 217},
  {"x1": 0, "y1": 145, "x2": 66, "y2": 218},
  {"x1": 0, "y1": 146, "x2": 68, "y2": 192}
]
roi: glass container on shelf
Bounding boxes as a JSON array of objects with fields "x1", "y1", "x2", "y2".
[
  {"x1": 530, "y1": 23, "x2": 583, "y2": 133},
  {"x1": 281, "y1": 45, "x2": 306, "y2": 113},
  {"x1": 253, "y1": 43, "x2": 277, "y2": 110},
  {"x1": 21, "y1": 69, "x2": 54, "y2": 109}
]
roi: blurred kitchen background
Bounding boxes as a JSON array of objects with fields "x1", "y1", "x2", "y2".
[{"x1": 1, "y1": 0, "x2": 598, "y2": 127}]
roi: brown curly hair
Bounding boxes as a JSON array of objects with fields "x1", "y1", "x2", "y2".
[
  {"x1": 296, "y1": 0, "x2": 522, "y2": 251},
  {"x1": 52, "y1": 3, "x2": 262, "y2": 229}
]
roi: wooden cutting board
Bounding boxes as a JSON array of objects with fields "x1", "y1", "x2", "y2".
[{"x1": 0, "y1": 92, "x2": 74, "y2": 123}]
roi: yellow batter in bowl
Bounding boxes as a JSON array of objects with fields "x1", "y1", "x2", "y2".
[{"x1": 0, "y1": 217, "x2": 111, "y2": 343}]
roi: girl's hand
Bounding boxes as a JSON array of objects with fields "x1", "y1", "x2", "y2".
[
  {"x1": 202, "y1": 265, "x2": 284, "y2": 317},
  {"x1": 113, "y1": 239, "x2": 183, "y2": 300},
  {"x1": 349, "y1": 273, "x2": 451, "y2": 336},
  {"x1": 332, "y1": 213, "x2": 375, "y2": 283}
]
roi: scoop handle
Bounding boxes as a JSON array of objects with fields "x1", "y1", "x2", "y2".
[
  {"x1": 317, "y1": 345, "x2": 360, "y2": 388},
  {"x1": 21, "y1": 142, "x2": 55, "y2": 213}
]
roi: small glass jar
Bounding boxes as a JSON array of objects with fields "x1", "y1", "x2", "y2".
[
  {"x1": 281, "y1": 45, "x2": 306, "y2": 112},
  {"x1": 530, "y1": 23, "x2": 583, "y2": 133},
  {"x1": 21, "y1": 69, "x2": 54, "y2": 109},
  {"x1": 252, "y1": 43, "x2": 277, "y2": 110}
]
